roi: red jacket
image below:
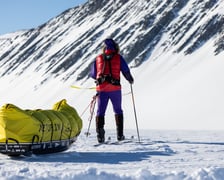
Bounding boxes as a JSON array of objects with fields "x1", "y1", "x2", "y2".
[{"x1": 95, "y1": 52, "x2": 121, "y2": 92}]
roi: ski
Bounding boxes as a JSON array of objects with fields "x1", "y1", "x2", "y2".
[
  {"x1": 108, "y1": 139, "x2": 134, "y2": 145},
  {"x1": 94, "y1": 140, "x2": 111, "y2": 147},
  {"x1": 94, "y1": 136, "x2": 135, "y2": 146},
  {"x1": 93, "y1": 137, "x2": 112, "y2": 147}
]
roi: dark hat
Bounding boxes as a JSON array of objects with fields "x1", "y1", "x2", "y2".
[{"x1": 104, "y1": 38, "x2": 117, "y2": 51}]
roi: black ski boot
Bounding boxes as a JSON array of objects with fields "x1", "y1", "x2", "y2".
[
  {"x1": 96, "y1": 116, "x2": 105, "y2": 143},
  {"x1": 115, "y1": 114, "x2": 125, "y2": 141}
]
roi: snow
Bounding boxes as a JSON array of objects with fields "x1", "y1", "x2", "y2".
[
  {"x1": 1, "y1": 130, "x2": 224, "y2": 179},
  {"x1": 1, "y1": 44, "x2": 224, "y2": 131},
  {"x1": 0, "y1": 0, "x2": 224, "y2": 179}
]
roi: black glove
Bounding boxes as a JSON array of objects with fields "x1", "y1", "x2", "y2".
[
  {"x1": 124, "y1": 72, "x2": 134, "y2": 84},
  {"x1": 129, "y1": 78, "x2": 134, "y2": 84}
]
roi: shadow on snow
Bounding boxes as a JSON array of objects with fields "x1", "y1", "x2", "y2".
[{"x1": 19, "y1": 150, "x2": 174, "y2": 164}]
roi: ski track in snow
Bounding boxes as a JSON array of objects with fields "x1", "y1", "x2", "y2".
[{"x1": 0, "y1": 130, "x2": 224, "y2": 180}]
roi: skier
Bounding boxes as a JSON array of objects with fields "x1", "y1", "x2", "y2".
[{"x1": 90, "y1": 38, "x2": 134, "y2": 143}]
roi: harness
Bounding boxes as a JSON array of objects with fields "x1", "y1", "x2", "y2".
[{"x1": 96, "y1": 53, "x2": 120, "y2": 86}]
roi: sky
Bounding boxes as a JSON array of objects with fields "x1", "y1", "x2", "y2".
[{"x1": 0, "y1": 0, "x2": 87, "y2": 35}]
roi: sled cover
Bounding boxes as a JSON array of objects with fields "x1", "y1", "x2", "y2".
[{"x1": 0, "y1": 99, "x2": 82, "y2": 143}]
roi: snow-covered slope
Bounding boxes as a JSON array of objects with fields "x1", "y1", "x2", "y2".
[{"x1": 0, "y1": 0, "x2": 224, "y2": 130}]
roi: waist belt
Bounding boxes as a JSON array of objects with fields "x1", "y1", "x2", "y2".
[{"x1": 96, "y1": 75, "x2": 120, "y2": 86}]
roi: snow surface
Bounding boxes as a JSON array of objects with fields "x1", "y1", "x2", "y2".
[
  {"x1": 0, "y1": 0, "x2": 224, "y2": 179},
  {"x1": 1, "y1": 130, "x2": 224, "y2": 179}
]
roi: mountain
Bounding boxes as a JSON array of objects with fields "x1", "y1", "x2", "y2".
[
  {"x1": 1, "y1": 0, "x2": 223, "y2": 82},
  {"x1": 0, "y1": 0, "x2": 224, "y2": 130}
]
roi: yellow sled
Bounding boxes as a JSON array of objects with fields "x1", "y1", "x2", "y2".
[{"x1": 0, "y1": 99, "x2": 82, "y2": 156}]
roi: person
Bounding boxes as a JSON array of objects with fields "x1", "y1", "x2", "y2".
[{"x1": 90, "y1": 38, "x2": 134, "y2": 143}]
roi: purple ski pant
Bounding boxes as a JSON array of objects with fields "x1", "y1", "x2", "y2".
[{"x1": 96, "y1": 90, "x2": 123, "y2": 116}]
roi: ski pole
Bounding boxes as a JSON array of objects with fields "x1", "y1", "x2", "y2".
[
  {"x1": 80, "y1": 100, "x2": 92, "y2": 117},
  {"x1": 85, "y1": 93, "x2": 98, "y2": 137},
  {"x1": 130, "y1": 84, "x2": 140, "y2": 143}
]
